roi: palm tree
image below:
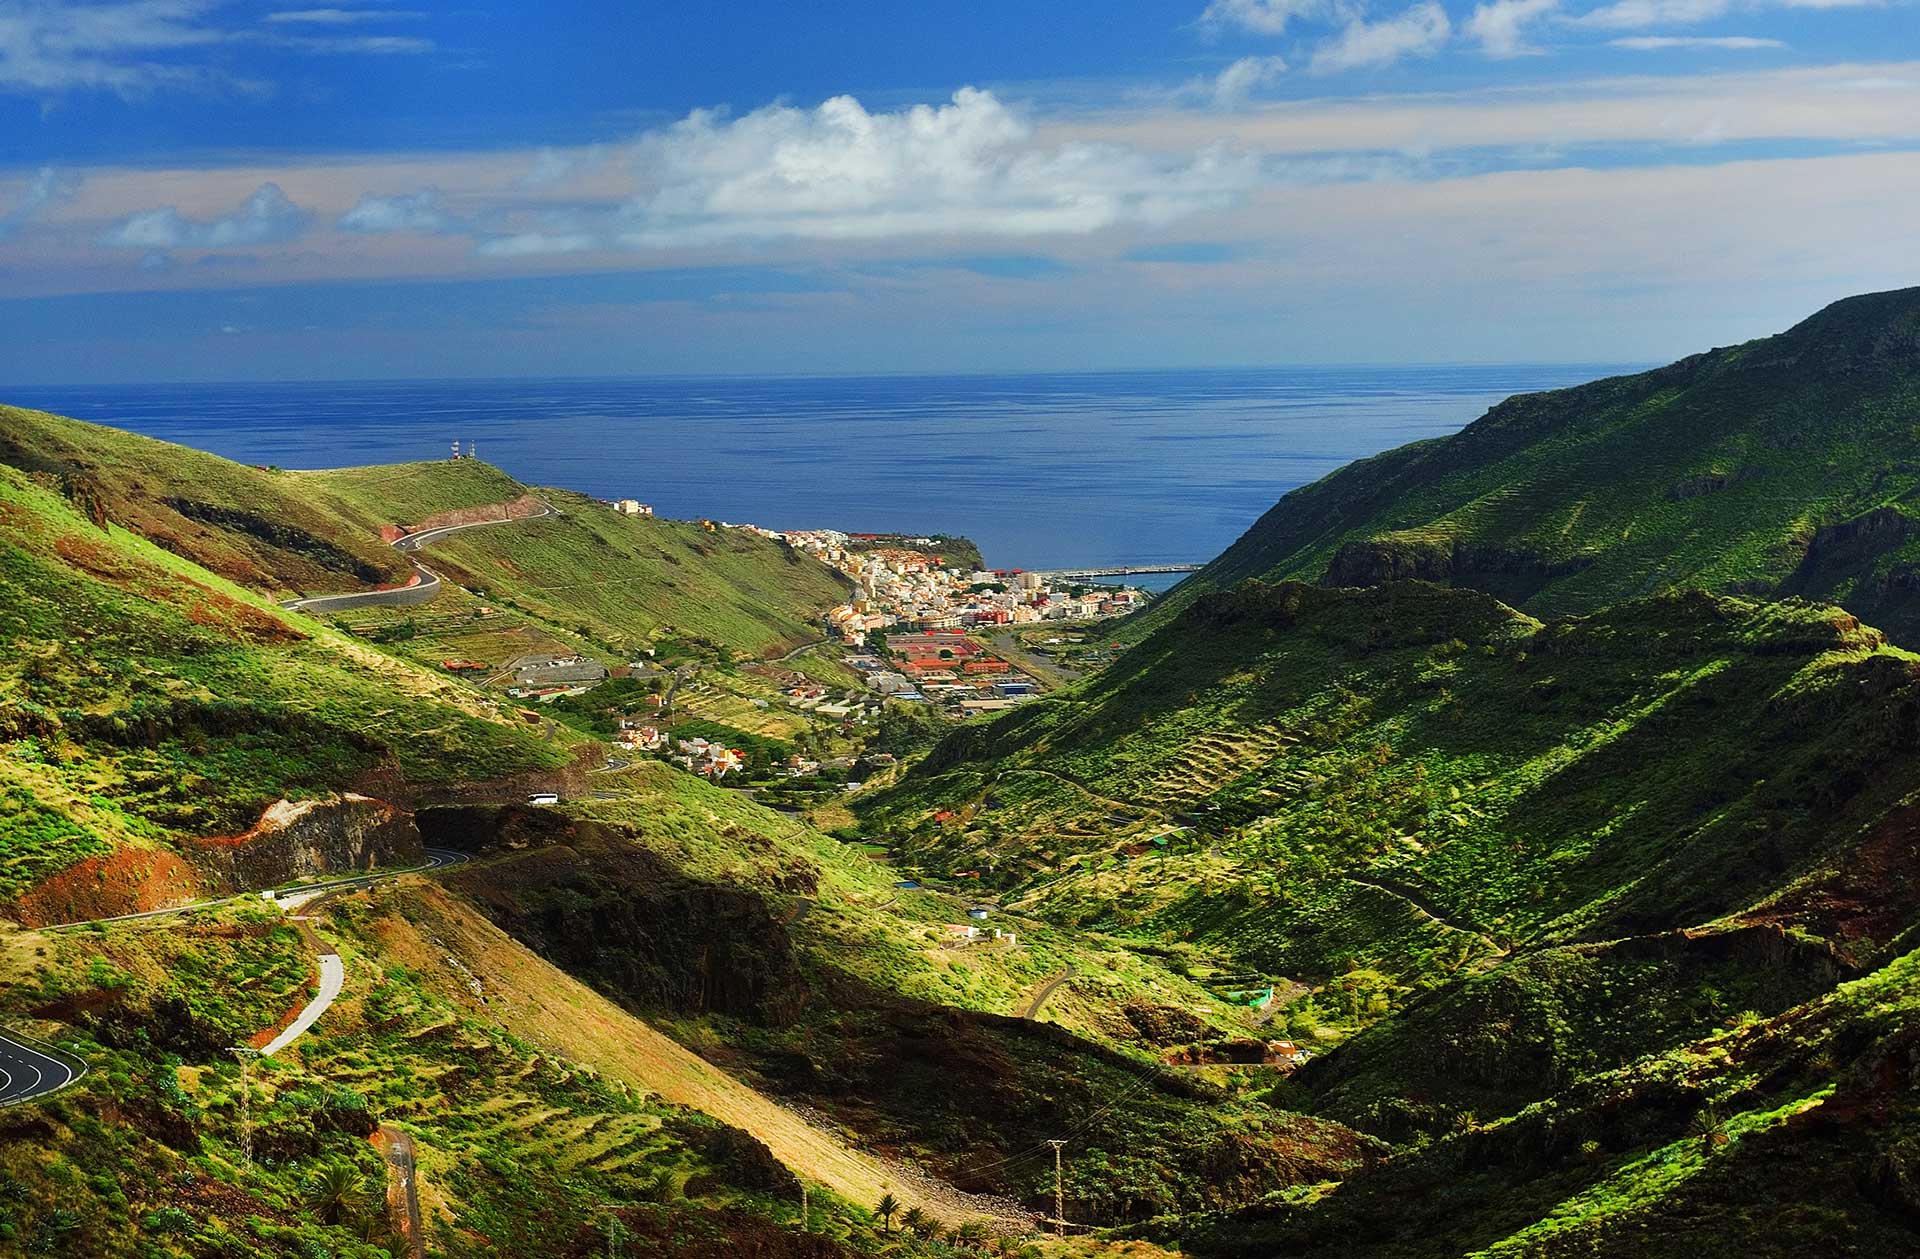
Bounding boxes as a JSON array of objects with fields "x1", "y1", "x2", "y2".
[
  {"x1": 900, "y1": 1207, "x2": 932, "y2": 1238},
  {"x1": 1689, "y1": 1104, "x2": 1729, "y2": 1153},
  {"x1": 874, "y1": 1191, "x2": 900, "y2": 1235},
  {"x1": 951, "y1": 1220, "x2": 992, "y2": 1252},
  {"x1": 304, "y1": 1160, "x2": 374, "y2": 1227}
]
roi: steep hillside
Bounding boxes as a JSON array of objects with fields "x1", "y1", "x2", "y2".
[
  {"x1": 0, "y1": 890, "x2": 933, "y2": 1259},
  {"x1": 863, "y1": 581, "x2": 1920, "y2": 1131},
  {"x1": 0, "y1": 407, "x2": 851, "y2": 662},
  {"x1": 0, "y1": 405, "x2": 506, "y2": 596},
  {"x1": 1177, "y1": 942, "x2": 1920, "y2": 1259},
  {"x1": 1136, "y1": 287, "x2": 1920, "y2": 642},
  {"x1": 416, "y1": 766, "x2": 1378, "y2": 1225},
  {"x1": 420, "y1": 487, "x2": 851, "y2": 659},
  {"x1": 0, "y1": 458, "x2": 577, "y2": 920}
]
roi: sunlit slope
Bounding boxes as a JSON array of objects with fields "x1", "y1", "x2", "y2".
[
  {"x1": 1135, "y1": 287, "x2": 1920, "y2": 643},
  {"x1": 0, "y1": 893, "x2": 888, "y2": 1258},
  {"x1": 868, "y1": 581, "x2": 1920, "y2": 995},
  {"x1": 0, "y1": 405, "x2": 477, "y2": 594},
  {"x1": 0, "y1": 461, "x2": 571, "y2": 916},
  {"x1": 421, "y1": 488, "x2": 851, "y2": 659},
  {"x1": 1181, "y1": 944, "x2": 1920, "y2": 1259}
]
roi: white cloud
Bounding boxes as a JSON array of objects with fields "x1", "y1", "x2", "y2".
[
  {"x1": 337, "y1": 188, "x2": 461, "y2": 234},
  {"x1": 516, "y1": 145, "x2": 610, "y2": 190},
  {"x1": 1199, "y1": 0, "x2": 1339, "y2": 35},
  {"x1": 1568, "y1": 0, "x2": 1730, "y2": 28},
  {"x1": 475, "y1": 231, "x2": 598, "y2": 258},
  {"x1": 263, "y1": 8, "x2": 426, "y2": 23},
  {"x1": 100, "y1": 181, "x2": 313, "y2": 249},
  {"x1": 1311, "y1": 2, "x2": 1452, "y2": 72},
  {"x1": 0, "y1": 165, "x2": 81, "y2": 238},
  {"x1": 486, "y1": 88, "x2": 1260, "y2": 255},
  {"x1": 1205, "y1": 55, "x2": 1289, "y2": 108},
  {"x1": 1611, "y1": 34, "x2": 1785, "y2": 47},
  {"x1": 1466, "y1": 0, "x2": 1560, "y2": 56},
  {"x1": 274, "y1": 34, "x2": 431, "y2": 54},
  {"x1": 0, "y1": 0, "x2": 233, "y2": 94},
  {"x1": 0, "y1": 0, "x2": 428, "y2": 96}
]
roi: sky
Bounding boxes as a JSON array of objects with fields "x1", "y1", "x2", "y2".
[{"x1": 1, "y1": 1, "x2": 1918, "y2": 383}]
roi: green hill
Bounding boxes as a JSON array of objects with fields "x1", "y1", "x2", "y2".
[
  {"x1": 1177, "y1": 942, "x2": 1920, "y2": 1258},
  {"x1": 863, "y1": 579, "x2": 1920, "y2": 1137},
  {"x1": 417, "y1": 487, "x2": 850, "y2": 660},
  {"x1": 0, "y1": 457, "x2": 576, "y2": 918},
  {"x1": 1135, "y1": 287, "x2": 1920, "y2": 643},
  {"x1": 0, "y1": 406, "x2": 851, "y2": 661}
]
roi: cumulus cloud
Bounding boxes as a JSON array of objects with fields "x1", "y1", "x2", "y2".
[
  {"x1": 100, "y1": 181, "x2": 313, "y2": 250},
  {"x1": 1466, "y1": 0, "x2": 1560, "y2": 56},
  {"x1": 0, "y1": 165, "x2": 81, "y2": 239},
  {"x1": 337, "y1": 187, "x2": 462, "y2": 234},
  {"x1": 1199, "y1": 0, "x2": 1339, "y2": 35},
  {"x1": 1311, "y1": 2, "x2": 1452, "y2": 72},
  {"x1": 1204, "y1": 55, "x2": 1289, "y2": 108},
  {"x1": 1611, "y1": 34, "x2": 1785, "y2": 47},
  {"x1": 485, "y1": 88, "x2": 1260, "y2": 256}
]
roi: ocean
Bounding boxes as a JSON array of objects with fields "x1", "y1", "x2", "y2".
[{"x1": 13, "y1": 366, "x2": 1628, "y2": 572}]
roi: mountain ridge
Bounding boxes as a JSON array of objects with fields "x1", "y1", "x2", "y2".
[{"x1": 1134, "y1": 285, "x2": 1920, "y2": 642}]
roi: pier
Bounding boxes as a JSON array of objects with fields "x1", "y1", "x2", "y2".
[{"x1": 1024, "y1": 563, "x2": 1203, "y2": 582}]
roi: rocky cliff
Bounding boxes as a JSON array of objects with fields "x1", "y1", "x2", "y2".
[{"x1": 188, "y1": 793, "x2": 423, "y2": 890}]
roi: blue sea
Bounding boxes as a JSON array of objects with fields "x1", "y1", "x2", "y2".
[{"x1": 12, "y1": 367, "x2": 1628, "y2": 572}]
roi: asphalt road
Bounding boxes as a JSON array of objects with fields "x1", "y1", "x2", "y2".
[
  {"x1": 262, "y1": 951, "x2": 345, "y2": 1058},
  {"x1": 381, "y1": 1124, "x2": 427, "y2": 1259},
  {"x1": 44, "y1": 846, "x2": 471, "y2": 931},
  {"x1": 0, "y1": 1029, "x2": 85, "y2": 1107},
  {"x1": 2, "y1": 846, "x2": 472, "y2": 1105},
  {"x1": 280, "y1": 498, "x2": 555, "y2": 615}
]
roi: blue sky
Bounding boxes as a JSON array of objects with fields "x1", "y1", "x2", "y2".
[{"x1": 1, "y1": 0, "x2": 1917, "y2": 382}]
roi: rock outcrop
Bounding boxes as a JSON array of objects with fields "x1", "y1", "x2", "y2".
[{"x1": 188, "y1": 793, "x2": 423, "y2": 889}]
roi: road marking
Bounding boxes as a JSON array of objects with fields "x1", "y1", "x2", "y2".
[{"x1": 0, "y1": 1031, "x2": 81, "y2": 1108}]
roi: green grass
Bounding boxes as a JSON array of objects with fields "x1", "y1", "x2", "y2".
[
  {"x1": 1134, "y1": 287, "x2": 1920, "y2": 646},
  {"x1": 426, "y1": 488, "x2": 850, "y2": 660},
  {"x1": 0, "y1": 462, "x2": 572, "y2": 906},
  {"x1": 0, "y1": 404, "x2": 420, "y2": 594},
  {"x1": 865, "y1": 580, "x2": 1920, "y2": 1126},
  {"x1": 0, "y1": 896, "x2": 922, "y2": 1259}
]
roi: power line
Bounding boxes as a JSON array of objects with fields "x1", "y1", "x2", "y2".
[
  {"x1": 952, "y1": 1059, "x2": 1166, "y2": 1180},
  {"x1": 228, "y1": 1046, "x2": 260, "y2": 1166}
]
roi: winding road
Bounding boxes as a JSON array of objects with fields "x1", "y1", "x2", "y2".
[
  {"x1": 1022, "y1": 965, "x2": 1077, "y2": 1020},
  {"x1": 1, "y1": 847, "x2": 472, "y2": 1107},
  {"x1": 0, "y1": 1028, "x2": 86, "y2": 1107},
  {"x1": 6, "y1": 500, "x2": 547, "y2": 1106},
  {"x1": 380, "y1": 1124, "x2": 427, "y2": 1259},
  {"x1": 280, "y1": 498, "x2": 556, "y2": 615}
]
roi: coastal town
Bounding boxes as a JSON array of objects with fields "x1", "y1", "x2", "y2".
[
  {"x1": 381, "y1": 499, "x2": 1161, "y2": 787},
  {"x1": 779, "y1": 527, "x2": 1150, "y2": 714}
]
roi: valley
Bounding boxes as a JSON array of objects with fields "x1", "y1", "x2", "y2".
[{"x1": 4, "y1": 289, "x2": 1920, "y2": 1258}]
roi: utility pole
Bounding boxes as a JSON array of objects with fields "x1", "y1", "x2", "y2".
[
  {"x1": 798, "y1": 1179, "x2": 809, "y2": 1233},
  {"x1": 1047, "y1": 1139, "x2": 1067, "y2": 1238},
  {"x1": 228, "y1": 1047, "x2": 260, "y2": 1166}
]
